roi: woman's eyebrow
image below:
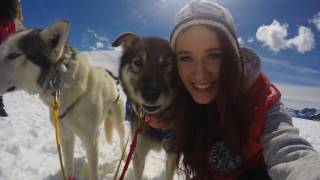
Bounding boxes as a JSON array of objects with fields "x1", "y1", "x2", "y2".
[
  {"x1": 205, "y1": 48, "x2": 222, "y2": 53},
  {"x1": 176, "y1": 50, "x2": 192, "y2": 56}
]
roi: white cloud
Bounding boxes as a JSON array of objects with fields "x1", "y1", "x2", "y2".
[
  {"x1": 310, "y1": 12, "x2": 320, "y2": 31},
  {"x1": 86, "y1": 29, "x2": 109, "y2": 43},
  {"x1": 247, "y1": 37, "x2": 255, "y2": 43},
  {"x1": 81, "y1": 29, "x2": 111, "y2": 51},
  {"x1": 256, "y1": 20, "x2": 289, "y2": 52},
  {"x1": 256, "y1": 19, "x2": 315, "y2": 53},
  {"x1": 237, "y1": 37, "x2": 245, "y2": 45},
  {"x1": 95, "y1": 42, "x2": 105, "y2": 49},
  {"x1": 287, "y1": 26, "x2": 315, "y2": 53}
]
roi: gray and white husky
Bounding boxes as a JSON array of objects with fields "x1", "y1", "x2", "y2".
[
  {"x1": 113, "y1": 32, "x2": 178, "y2": 180},
  {"x1": 0, "y1": 20, "x2": 126, "y2": 180}
]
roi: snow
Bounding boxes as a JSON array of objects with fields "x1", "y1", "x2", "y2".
[
  {"x1": 292, "y1": 118, "x2": 320, "y2": 151},
  {"x1": 0, "y1": 91, "x2": 173, "y2": 180},
  {"x1": 0, "y1": 50, "x2": 319, "y2": 180}
]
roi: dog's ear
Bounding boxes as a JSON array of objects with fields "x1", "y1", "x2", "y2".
[
  {"x1": 40, "y1": 20, "x2": 70, "y2": 62},
  {"x1": 112, "y1": 32, "x2": 139, "y2": 51}
]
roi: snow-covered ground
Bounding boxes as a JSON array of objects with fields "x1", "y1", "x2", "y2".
[
  {"x1": 292, "y1": 119, "x2": 320, "y2": 151},
  {"x1": 0, "y1": 51, "x2": 319, "y2": 180},
  {"x1": 0, "y1": 91, "x2": 174, "y2": 180}
]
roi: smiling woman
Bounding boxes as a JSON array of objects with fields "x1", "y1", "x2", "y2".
[
  {"x1": 175, "y1": 25, "x2": 222, "y2": 104},
  {"x1": 169, "y1": 0, "x2": 320, "y2": 180}
]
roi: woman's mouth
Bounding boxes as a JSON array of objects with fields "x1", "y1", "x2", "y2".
[
  {"x1": 189, "y1": 82, "x2": 218, "y2": 103},
  {"x1": 192, "y1": 82, "x2": 216, "y2": 90}
]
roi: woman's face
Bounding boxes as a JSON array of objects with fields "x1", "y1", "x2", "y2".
[{"x1": 175, "y1": 25, "x2": 222, "y2": 104}]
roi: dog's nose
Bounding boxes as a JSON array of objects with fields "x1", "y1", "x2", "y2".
[{"x1": 142, "y1": 88, "x2": 161, "y2": 103}]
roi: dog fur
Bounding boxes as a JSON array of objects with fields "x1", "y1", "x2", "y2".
[
  {"x1": 113, "y1": 32, "x2": 178, "y2": 180},
  {"x1": 0, "y1": 20, "x2": 126, "y2": 180}
]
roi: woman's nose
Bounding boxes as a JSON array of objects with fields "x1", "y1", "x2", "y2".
[{"x1": 192, "y1": 60, "x2": 207, "y2": 81}]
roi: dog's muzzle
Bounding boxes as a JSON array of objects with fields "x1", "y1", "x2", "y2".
[
  {"x1": 143, "y1": 105, "x2": 161, "y2": 114},
  {"x1": 142, "y1": 88, "x2": 161, "y2": 104},
  {"x1": 6, "y1": 86, "x2": 16, "y2": 92}
]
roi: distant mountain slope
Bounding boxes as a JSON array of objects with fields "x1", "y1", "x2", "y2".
[{"x1": 286, "y1": 107, "x2": 320, "y2": 121}]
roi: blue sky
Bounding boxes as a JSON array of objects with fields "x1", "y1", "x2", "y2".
[{"x1": 21, "y1": 0, "x2": 320, "y2": 109}]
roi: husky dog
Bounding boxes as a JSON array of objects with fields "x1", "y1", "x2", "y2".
[
  {"x1": 112, "y1": 33, "x2": 178, "y2": 180},
  {"x1": 0, "y1": 20, "x2": 126, "y2": 180}
]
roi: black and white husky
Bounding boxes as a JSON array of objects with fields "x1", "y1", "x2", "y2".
[
  {"x1": 0, "y1": 20, "x2": 126, "y2": 180},
  {"x1": 113, "y1": 32, "x2": 178, "y2": 180}
]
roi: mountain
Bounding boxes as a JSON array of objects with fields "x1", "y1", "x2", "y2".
[{"x1": 285, "y1": 107, "x2": 320, "y2": 121}]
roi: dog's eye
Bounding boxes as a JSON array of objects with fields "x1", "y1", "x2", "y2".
[
  {"x1": 7, "y1": 53, "x2": 21, "y2": 60},
  {"x1": 133, "y1": 58, "x2": 144, "y2": 67},
  {"x1": 161, "y1": 59, "x2": 171, "y2": 68}
]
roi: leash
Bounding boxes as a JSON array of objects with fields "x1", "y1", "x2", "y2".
[
  {"x1": 44, "y1": 46, "x2": 74, "y2": 180},
  {"x1": 118, "y1": 116, "x2": 154, "y2": 180},
  {"x1": 113, "y1": 138, "x2": 129, "y2": 180},
  {"x1": 51, "y1": 90, "x2": 66, "y2": 180}
]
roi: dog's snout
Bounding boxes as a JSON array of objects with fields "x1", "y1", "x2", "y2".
[
  {"x1": 142, "y1": 87, "x2": 161, "y2": 103},
  {"x1": 6, "y1": 86, "x2": 16, "y2": 92}
]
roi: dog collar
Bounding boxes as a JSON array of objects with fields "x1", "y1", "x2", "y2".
[
  {"x1": 128, "y1": 102, "x2": 171, "y2": 129},
  {"x1": 145, "y1": 114, "x2": 170, "y2": 129},
  {"x1": 41, "y1": 46, "x2": 76, "y2": 94}
]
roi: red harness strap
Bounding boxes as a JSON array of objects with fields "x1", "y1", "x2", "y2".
[
  {"x1": 118, "y1": 116, "x2": 154, "y2": 180},
  {"x1": 68, "y1": 176, "x2": 76, "y2": 180},
  {"x1": 144, "y1": 114, "x2": 171, "y2": 129},
  {"x1": 0, "y1": 17, "x2": 16, "y2": 44}
]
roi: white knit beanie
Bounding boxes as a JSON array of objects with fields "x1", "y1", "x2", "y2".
[{"x1": 170, "y1": 0, "x2": 240, "y2": 57}]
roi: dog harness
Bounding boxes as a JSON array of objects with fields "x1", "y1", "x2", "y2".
[
  {"x1": 57, "y1": 69, "x2": 120, "y2": 120},
  {"x1": 44, "y1": 48, "x2": 77, "y2": 120},
  {"x1": 125, "y1": 100, "x2": 174, "y2": 151},
  {"x1": 118, "y1": 115, "x2": 152, "y2": 180},
  {"x1": 117, "y1": 100, "x2": 175, "y2": 180},
  {"x1": 105, "y1": 69, "x2": 121, "y2": 103}
]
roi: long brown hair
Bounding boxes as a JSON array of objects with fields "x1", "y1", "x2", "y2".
[
  {"x1": 173, "y1": 26, "x2": 254, "y2": 179},
  {"x1": 0, "y1": 0, "x2": 18, "y2": 20}
]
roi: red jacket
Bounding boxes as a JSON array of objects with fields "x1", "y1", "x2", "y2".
[
  {"x1": 0, "y1": 17, "x2": 16, "y2": 44},
  {"x1": 209, "y1": 73, "x2": 281, "y2": 179}
]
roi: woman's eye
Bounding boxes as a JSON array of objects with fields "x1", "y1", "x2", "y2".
[
  {"x1": 207, "y1": 53, "x2": 222, "y2": 60},
  {"x1": 7, "y1": 53, "x2": 21, "y2": 60},
  {"x1": 178, "y1": 56, "x2": 192, "y2": 62}
]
